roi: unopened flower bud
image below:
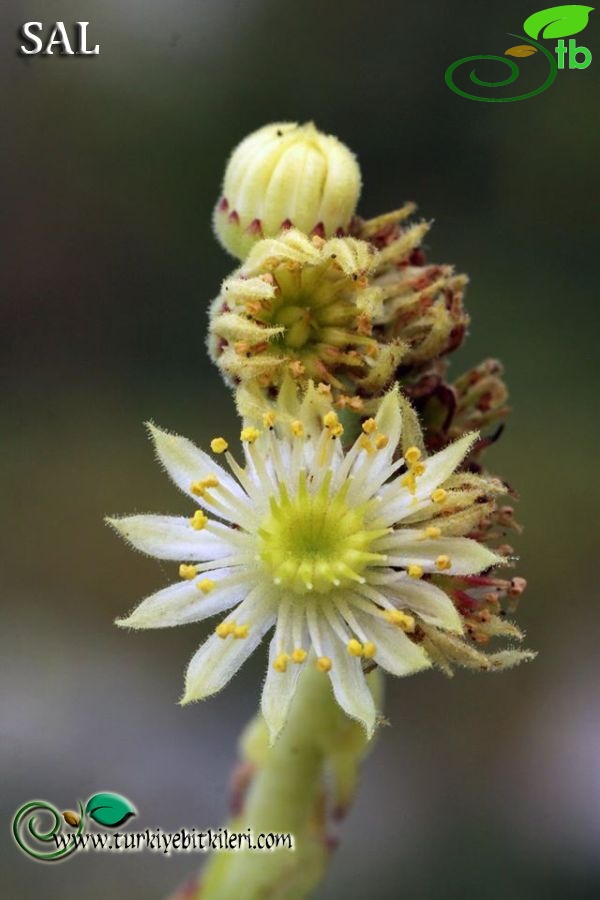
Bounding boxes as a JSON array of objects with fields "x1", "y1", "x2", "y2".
[{"x1": 213, "y1": 122, "x2": 362, "y2": 259}]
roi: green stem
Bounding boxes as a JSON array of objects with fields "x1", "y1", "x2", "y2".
[{"x1": 199, "y1": 664, "x2": 382, "y2": 900}]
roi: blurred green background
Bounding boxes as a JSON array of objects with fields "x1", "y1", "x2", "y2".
[{"x1": 2, "y1": 1, "x2": 599, "y2": 897}]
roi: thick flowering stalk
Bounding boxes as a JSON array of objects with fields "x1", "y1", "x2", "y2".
[
  {"x1": 110, "y1": 122, "x2": 533, "y2": 900},
  {"x1": 110, "y1": 382, "x2": 531, "y2": 742}
]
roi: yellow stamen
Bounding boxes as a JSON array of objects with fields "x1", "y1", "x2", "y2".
[
  {"x1": 385, "y1": 610, "x2": 416, "y2": 632},
  {"x1": 191, "y1": 510, "x2": 208, "y2": 530},
  {"x1": 291, "y1": 419, "x2": 304, "y2": 437},
  {"x1": 210, "y1": 437, "x2": 228, "y2": 454},
  {"x1": 405, "y1": 446, "x2": 422, "y2": 465},
  {"x1": 291, "y1": 648, "x2": 307, "y2": 664},
  {"x1": 323, "y1": 411, "x2": 339, "y2": 429},
  {"x1": 375, "y1": 434, "x2": 389, "y2": 450},
  {"x1": 347, "y1": 638, "x2": 364, "y2": 657},
  {"x1": 262, "y1": 411, "x2": 276, "y2": 428},
  {"x1": 197, "y1": 579, "x2": 216, "y2": 594},
  {"x1": 317, "y1": 382, "x2": 331, "y2": 395},
  {"x1": 273, "y1": 653, "x2": 289, "y2": 672},
  {"x1": 362, "y1": 641, "x2": 376, "y2": 659},
  {"x1": 179, "y1": 564, "x2": 197, "y2": 580},
  {"x1": 401, "y1": 472, "x2": 416, "y2": 492},
  {"x1": 329, "y1": 423, "x2": 344, "y2": 438},
  {"x1": 423, "y1": 526, "x2": 442, "y2": 539},
  {"x1": 362, "y1": 418, "x2": 377, "y2": 435},
  {"x1": 412, "y1": 462, "x2": 426, "y2": 476},
  {"x1": 240, "y1": 426, "x2": 260, "y2": 443},
  {"x1": 215, "y1": 621, "x2": 233, "y2": 639},
  {"x1": 358, "y1": 435, "x2": 375, "y2": 454},
  {"x1": 431, "y1": 488, "x2": 447, "y2": 504},
  {"x1": 408, "y1": 564, "x2": 424, "y2": 579},
  {"x1": 233, "y1": 624, "x2": 249, "y2": 639},
  {"x1": 435, "y1": 554, "x2": 452, "y2": 571},
  {"x1": 190, "y1": 475, "x2": 219, "y2": 497},
  {"x1": 316, "y1": 656, "x2": 332, "y2": 672}
]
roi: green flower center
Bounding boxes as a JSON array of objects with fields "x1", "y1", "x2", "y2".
[{"x1": 258, "y1": 475, "x2": 387, "y2": 595}]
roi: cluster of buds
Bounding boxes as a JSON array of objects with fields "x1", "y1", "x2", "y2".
[
  {"x1": 209, "y1": 123, "x2": 471, "y2": 415},
  {"x1": 404, "y1": 358, "x2": 511, "y2": 461}
]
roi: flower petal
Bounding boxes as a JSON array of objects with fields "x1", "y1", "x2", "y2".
[
  {"x1": 348, "y1": 604, "x2": 431, "y2": 676},
  {"x1": 116, "y1": 569, "x2": 251, "y2": 629},
  {"x1": 107, "y1": 515, "x2": 238, "y2": 561},
  {"x1": 413, "y1": 432, "x2": 477, "y2": 499},
  {"x1": 386, "y1": 577, "x2": 463, "y2": 632},
  {"x1": 182, "y1": 589, "x2": 276, "y2": 703},
  {"x1": 261, "y1": 599, "x2": 305, "y2": 742},
  {"x1": 383, "y1": 532, "x2": 502, "y2": 575},
  {"x1": 314, "y1": 610, "x2": 376, "y2": 737},
  {"x1": 147, "y1": 423, "x2": 250, "y2": 524}
]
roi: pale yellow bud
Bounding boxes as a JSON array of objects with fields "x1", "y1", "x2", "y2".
[{"x1": 213, "y1": 121, "x2": 362, "y2": 259}]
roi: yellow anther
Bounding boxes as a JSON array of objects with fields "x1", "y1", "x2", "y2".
[
  {"x1": 290, "y1": 419, "x2": 304, "y2": 437},
  {"x1": 362, "y1": 641, "x2": 377, "y2": 659},
  {"x1": 197, "y1": 579, "x2": 216, "y2": 594},
  {"x1": 423, "y1": 526, "x2": 442, "y2": 539},
  {"x1": 317, "y1": 382, "x2": 332, "y2": 395},
  {"x1": 408, "y1": 564, "x2": 424, "y2": 579},
  {"x1": 375, "y1": 434, "x2": 389, "y2": 450},
  {"x1": 210, "y1": 437, "x2": 228, "y2": 454},
  {"x1": 347, "y1": 638, "x2": 364, "y2": 657},
  {"x1": 233, "y1": 623, "x2": 249, "y2": 639},
  {"x1": 329, "y1": 423, "x2": 344, "y2": 438},
  {"x1": 385, "y1": 610, "x2": 416, "y2": 632},
  {"x1": 323, "y1": 411, "x2": 339, "y2": 429},
  {"x1": 362, "y1": 418, "x2": 377, "y2": 435},
  {"x1": 401, "y1": 472, "x2": 416, "y2": 493},
  {"x1": 240, "y1": 426, "x2": 261, "y2": 443},
  {"x1": 190, "y1": 475, "x2": 219, "y2": 497},
  {"x1": 412, "y1": 462, "x2": 426, "y2": 477},
  {"x1": 190, "y1": 510, "x2": 209, "y2": 530},
  {"x1": 262, "y1": 411, "x2": 277, "y2": 428},
  {"x1": 291, "y1": 648, "x2": 307, "y2": 664},
  {"x1": 405, "y1": 446, "x2": 422, "y2": 465},
  {"x1": 431, "y1": 488, "x2": 447, "y2": 504},
  {"x1": 316, "y1": 656, "x2": 333, "y2": 672},
  {"x1": 179, "y1": 564, "x2": 197, "y2": 580},
  {"x1": 435, "y1": 554, "x2": 452, "y2": 571},
  {"x1": 273, "y1": 653, "x2": 289, "y2": 673},
  {"x1": 215, "y1": 621, "x2": 233, "y2": 639},
  {"x1": 358, "y1": 434, "x2": 375, "y2": 454}
]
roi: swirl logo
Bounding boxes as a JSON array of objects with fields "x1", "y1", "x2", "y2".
[
  {"x1": 12, "y1": 792, "x2": 136, "y2": 862},
  {"x1": 445, "y1": 5, "x2": 594, "y2": 102}
]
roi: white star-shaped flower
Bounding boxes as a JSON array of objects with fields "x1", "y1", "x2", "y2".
[{"x1": 109, "y1": 384, "x2": 502, "y2": 741}]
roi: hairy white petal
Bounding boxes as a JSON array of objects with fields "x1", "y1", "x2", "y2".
[
  {"x1": 383, "y1": 532, "x2": 502, "y2": 575},
  {"x1": 261, "y1": 599, "x2": 304, "y2": 742},
  {"x1": 182, "y1": 590, "x2": 276, "y2": 703},
  {"x1": 386, "y1": 577, "x2": 463, "y2": 633},
  {"x1": 412, "y1": 432, "x2": 477, "y2": 500},
  {"x1": 116, "y1": 569, "x2": 250, "y2": 629},
  {"x1": 107, "y1": 515, "x2": 239, "y2": 561},
  {"x1": 349, "y1": 605, "x2": 431, "y2": 677},
  {"x1": 147, "y1": 423, "x2": 250, "y2": 524},
  {"x1": 316, "y1": 611, "x2": 376, "y2": 737}
]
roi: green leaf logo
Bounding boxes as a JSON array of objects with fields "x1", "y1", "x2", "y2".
[
  {"x1": 524, "y1": 5, "x2": 594, "y2": 39},
  {"x1": 85, "y1": 792, "x2": 137, "y2": 828}
]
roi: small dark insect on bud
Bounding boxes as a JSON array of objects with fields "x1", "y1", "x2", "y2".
[{"x1": 62, "y1": 810, "x2": 81, "y2": 827}]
